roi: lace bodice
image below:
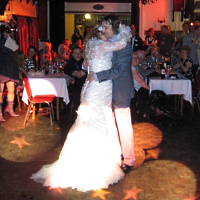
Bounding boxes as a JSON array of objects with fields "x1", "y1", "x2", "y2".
[{"x1": 86, "y1": 24, "x2": 132, "y2": 73}]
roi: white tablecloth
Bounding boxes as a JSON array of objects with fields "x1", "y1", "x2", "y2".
[
  {"x1": 149, "y1": 75, "x2": 192, "y2": 104},
  {"x1": 22, "y1": 77, "x2": 70, "y2": 105}
]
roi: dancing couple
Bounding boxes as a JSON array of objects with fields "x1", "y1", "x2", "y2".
[{"x1": 31, "y1": 15, "x2": 135, "y2": 192}]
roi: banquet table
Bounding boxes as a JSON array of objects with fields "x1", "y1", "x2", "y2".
[
  {"x1": 22, "y1": 76, "x2": 70, "y2": 120},
  {"x1": 149, "y1": 73, "x2": 192, "y2": 116}
]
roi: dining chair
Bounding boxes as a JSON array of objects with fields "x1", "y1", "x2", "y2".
[
  {"x1": 23, "y1": 75, "x2": 56, "y2": 125},
  {"x1": 16, "y1": 85, "x2": 24, "y2": 111}
]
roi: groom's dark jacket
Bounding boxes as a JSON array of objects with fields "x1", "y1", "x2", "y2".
[{"x1": 96, "y1": 42, "x2": 134, "y2": 108}]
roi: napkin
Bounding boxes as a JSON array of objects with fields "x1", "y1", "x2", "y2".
[
  {"x1": 27, "y1": 70, "x2": 44, "y2": 77},
  {"x1": 4, "y1": 37, "x2": 19, "y2": 51}
]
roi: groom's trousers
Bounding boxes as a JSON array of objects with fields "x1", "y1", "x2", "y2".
[{"x1": 113, "y1": 99, "x2": 135, "y2": 167}]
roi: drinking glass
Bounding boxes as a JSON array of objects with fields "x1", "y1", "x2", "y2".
[
  {"x1": 59, "y1": 63, "x2": 64, "y2": 75},
  {"x1": 165, "y1": 65, "x2": 170, "y2": 76},
  {"x1": 49, "y1": 64, "x2": 54, "y2": 76}
]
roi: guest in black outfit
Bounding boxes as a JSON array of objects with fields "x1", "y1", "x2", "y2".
[
  {"x1": 84, "y1": 26, "x2": 90, "y2": 40},
  {"x1": 64, "y1": 46, "x2": 87, "y2": 112},
  {"x1": 145, "y1": 28, "x2": 157, "y2": 46},
  {"x1": 130, "y1": 24, "x2": 143, "y2": 52},
  {"x1": 71, "y1": 28, "x2": 83, "y2": 45},
  {"x1": 0, "y1": 26, "x2": 19, "y2": 121},
  {"x1": 157, "y1": 25, "x2": 175, "y2": 58},
  {"x1": 174, "y1": 45, "x2": 194, "y2": 82}
]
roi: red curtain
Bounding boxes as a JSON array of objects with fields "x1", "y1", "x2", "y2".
[
  {"x1": 29, "y1": 18, "x2": 39, "y2": 52},
  {"x1": 17, "y1": 16, "x2": 29, "y2": 56}
]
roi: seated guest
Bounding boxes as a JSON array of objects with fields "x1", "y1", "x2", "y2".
[
  {"x1": 64, "y1": 46, "x2": 87, "y2": 112},
  {"x1": 174, "y1": 45, "x2": 194, "y2": 82},
  {"x1": 13, "y1": 51, "x2": 26, "y2": 80},
  {"x1": 144, "y1": 45, "x2": 165, "y2": 67},
  {"x1": 40, "y1": 42, "x2": 52, "y2": 68},
  {"x1": 24, "y1": 46, "x2": 38, "y2": 71},
  {"x1": 145, "y1": 28, "x2": 158, "y2": 46},
  {"x1": 137, "y1": 50, "x2": 160, "y2": 84},
  {"x1": 131, "y1": 52, "x2": 150, "y2": 123},
  {"x1": 137, "y1": 50, "x2": 155, "y2": 78},
  {"x1": 49, "y1": 42, "x2": 57, "y2": 64},
  {"x1": 55, "y1": 44, "x2": 69, "y2": 63},
  {"x1": 13, "y1": 51, "x2": 26, "y2": 95},
  {"x1": 63, "y1": 39, "x2": 71, "y2": 59}
]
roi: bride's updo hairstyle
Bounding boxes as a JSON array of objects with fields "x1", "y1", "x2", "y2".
[
  {"x1": 102, "y1": 15, "x2": 120, "y2": 35},
  {"x1": 83, "y1": 24, "x2": 102, "y2": 59}
]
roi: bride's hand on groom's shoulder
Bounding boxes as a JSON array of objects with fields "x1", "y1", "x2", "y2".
[{"x1": 88, "y1": 71, "x2": 95, "y2": 82}]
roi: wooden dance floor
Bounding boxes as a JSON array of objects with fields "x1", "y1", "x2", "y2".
[{"x1": 0, "y1": 102, "x2": 200, "y2": 200}]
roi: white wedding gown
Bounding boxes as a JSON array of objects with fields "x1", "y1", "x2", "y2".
[{"x1": 31, "y1": 25, "x2": 132, "y2": 192}]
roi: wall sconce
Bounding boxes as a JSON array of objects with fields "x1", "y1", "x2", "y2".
[
  {"x1": 85, "y1": 14, "x2": 91, "y2": 19},
  {"x1": 158, "y1": 18, "x2": 165, "y2": 23}
]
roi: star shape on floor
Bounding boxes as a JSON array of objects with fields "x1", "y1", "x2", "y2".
[
  {"x1": 92, "y1": 189, "x2": 111, "y2": 200},
  {"x1": 49, "y1": 187, "x2": 62, "y2": 194},
  {"x1": 10, "y1": 135, "x2": 31, "y2": 149},
  {"x1": 123, "y1": 186, "x2": 143, "y2": 200},
  {"x1": 145, "y1": 148, "x2": 161, "y2": 160},
  {"x1": 182, "y1": 193, "x2": 200, "y2": 200}
]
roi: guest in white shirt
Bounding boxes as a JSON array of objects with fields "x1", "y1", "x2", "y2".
[{"x1": 136, "y1": 50, "x2": 156, "y2": 81}]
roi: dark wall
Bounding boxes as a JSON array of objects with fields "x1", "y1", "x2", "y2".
[
  {"x1": 0, "y1": 0, "x2": 9, "y2": 15},
  {"x1": 131, "y1": 0, "x2": 139, "y2": 32},
  {"x1": 184, "y1": 0, "x2": 194, "y2": 19},
  {"x1": 38, "y1": 0, "x2": 47, "y2": 40},
  {"x1": 50, "y1": 0, "x2": 65, "y2": 52}
]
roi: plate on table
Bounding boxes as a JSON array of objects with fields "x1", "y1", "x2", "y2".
[
  {"x1": 27, "y1": 70, "x2": 45, "y2": 78},
  {"x1": 169, "y1": 73, "x2": 179, "y2": 79}
]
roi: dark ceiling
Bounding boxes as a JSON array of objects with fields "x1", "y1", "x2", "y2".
[
  {"x1": 0, "y1": 0, "x2": 9, "y2": 15},
  {"x1": 0, "y1": 0, "x2": 39, "y2": 16}
]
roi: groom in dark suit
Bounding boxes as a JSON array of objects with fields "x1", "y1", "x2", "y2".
[{"x1": 88, "y1": 15, "x2": 135, "y2": 173}]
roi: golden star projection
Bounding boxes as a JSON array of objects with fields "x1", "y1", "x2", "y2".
[
  {"x1": 92, "y1": 189, "x2": 111, "y2": 200},
  {"x1": 10, "y1": 135, "x2": 30, "y2": 149},
  {"x1": 49, "y1": 186, "x2": 62, "y2": 194},
  {"x1": 182, "y1": 193, "x2": 200, "y2": 200},
  {"x1": 123, "y1": 186, "x2": 143, "y2": 200},
  {"x1": 145, "y1": 148, "x2": 161, "y2": 160}
]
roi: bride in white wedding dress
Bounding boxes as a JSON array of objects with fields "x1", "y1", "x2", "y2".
[{"x1": 31, "y1": 24, "x2": 132, "y2": 192}]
